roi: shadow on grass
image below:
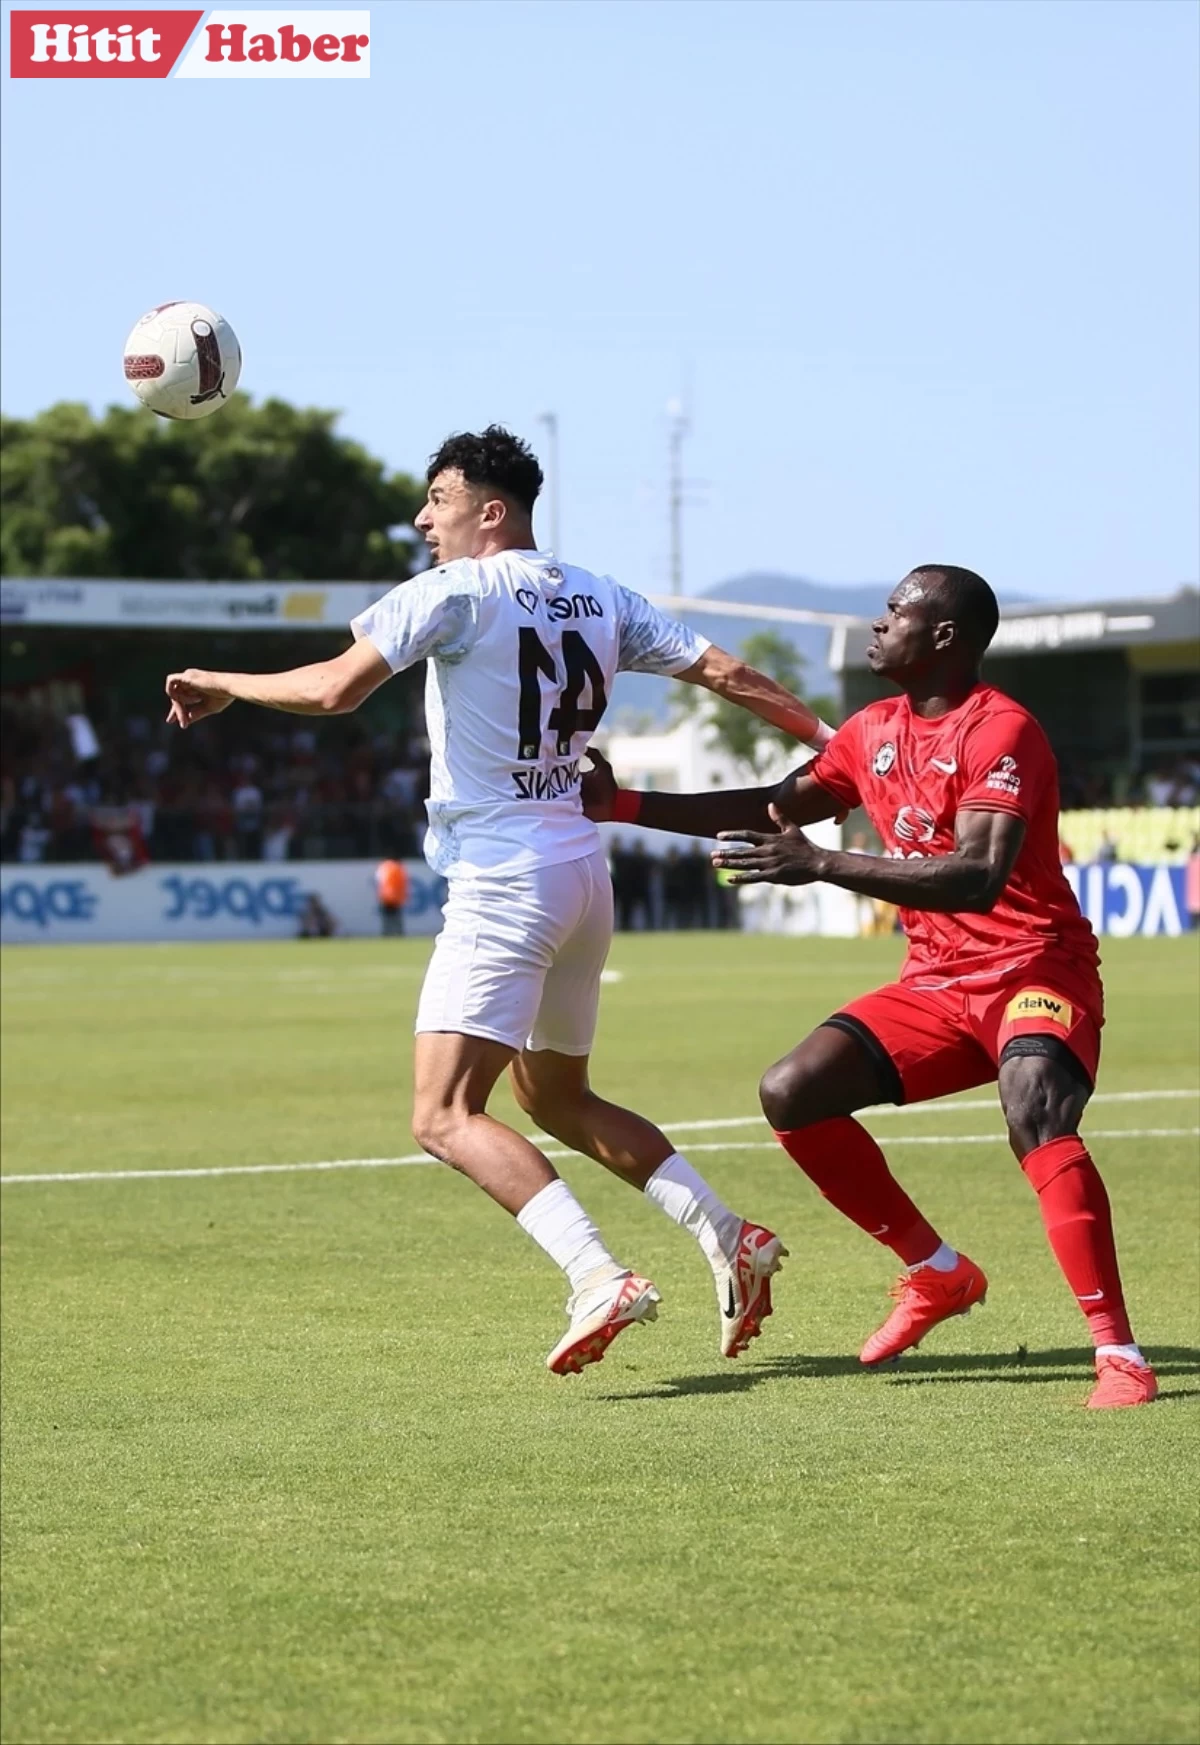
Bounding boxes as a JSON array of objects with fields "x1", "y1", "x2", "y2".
[{"x1": 599, "y1": 1345, "x2": 1200, "y2": 1401}]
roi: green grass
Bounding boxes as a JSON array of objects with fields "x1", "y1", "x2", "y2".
[{"x1": 2, "y1": 934, "x2": 1198, "y2": 1745}]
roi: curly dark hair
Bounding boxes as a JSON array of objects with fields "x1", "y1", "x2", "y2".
[
  {"x1": 909, "y1": 563, "x2": 1000, "y2": 655},
  {"x1": 426, "y1": 424, "x2": 543, "y2": 514}
]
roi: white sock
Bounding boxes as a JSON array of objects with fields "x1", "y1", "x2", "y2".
[
  {"x1": 516, "y1": 1179, "x2": 624, "y2": 1294},
  {"x1": 1095, "y1": 1343, "x2": 1147, "y2": 1367},
  {"x1": 644, "y1": 1153, "x2": 743, "y2": 1268},
  {"x1": 908, "y1": 1241, "x2": 959, "y2": 1274}
]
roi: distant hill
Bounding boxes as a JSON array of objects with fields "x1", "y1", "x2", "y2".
[
  {"x1": 610, "y1": 571, "x2": 1031, "y2": 728},
  {"x1": 610, "y1": 573, "x2": 884, "y2": 728},
  {"x1": 705, "y1": 572, "x2": 889, "y2": 617}
]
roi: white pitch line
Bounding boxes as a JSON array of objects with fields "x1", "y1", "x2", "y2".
[
  {"x1": 648, "y1": 1087, "x2": 1200, "y2": 1136},
  {"x1": 680, "y1": 1128, "x2": 1200, "y2": 1153},
  {"x1": 3, "y1": 1126, "x2": 1197, "y2": 1188}
]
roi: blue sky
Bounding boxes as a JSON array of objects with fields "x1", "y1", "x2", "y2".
[{"x1": 2, "y1": 0, "x2": 1197, "y2": 603}]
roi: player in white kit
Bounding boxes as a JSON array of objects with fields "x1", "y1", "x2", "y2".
[{"x1": 165, "y1": 426, "x2": 834, "y2": 1375}]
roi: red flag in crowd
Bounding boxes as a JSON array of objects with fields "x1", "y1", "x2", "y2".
[{"x1": 90, "y1": 805, "x2": 149, "y2": 877}]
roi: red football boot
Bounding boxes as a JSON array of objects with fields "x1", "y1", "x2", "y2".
[
  {"x1": 1087, "y1": 1354, "x2": 1159, "y2": 1409},
  {"x1": 859, "y1": 1253, "x2": 988, "y2": 1366}
]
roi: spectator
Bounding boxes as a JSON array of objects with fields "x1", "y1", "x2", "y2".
[
  {"x1": 1096, "y1": 831, "x2": 1119, "y2": 864},
  {"x1": 381, "y1": 764, "x2": 419, "y2": 809},
  {"x1": 18, "y1": 813, "x2": 51, "y2": 863},
  {"x1": 1173, "y1": 760, "x2": 1200, "y2": 805},
  {"x1": 0, "y1": 703, "x2": 429, "y2": 868},
  {"x1": 676, "y1": 844, "x2": 708, "y2": 929},
  {"x1": 262, "y1": 804, "x2": 296, "y2": 863},
  {"x1": 231, "y1": 774, "x2": 264, "y2": 860},
  {"x1": 661, "y1": 847, "x2": 686, "y2": 929},
  {"x1": 713, "y1": 866, "x2": 742, "y2": 930},
  {"x1": 297, "y1": 892, "x2": 336, "y2": 938},
  {"x1": 611, "y1": 837, "x2": 653, "y2": 931},
  {"x1": 375, "y1": 857, "x2": 409, "y2": 935}
]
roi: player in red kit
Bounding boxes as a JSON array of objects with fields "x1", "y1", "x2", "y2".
[{"x1": 584, "y1": 566, "x2": 1156, "y2": 1409}]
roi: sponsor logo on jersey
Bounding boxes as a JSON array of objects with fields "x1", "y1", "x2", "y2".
[
  {"x1": 512, "y1": 589, "x2": 604, "y2": 622},
  {"x1": 546, "y1": 593, "x2": 603, "y2": 621},
  {"x1": 1005, "y1": 988, "x2": 1072, "y2": 1027},
  {"x1": 893, "y1": 804, "x2": 938, "y2": 844},
  {"x1": 511, "y1": 760, "x2": 582, "y2": 801},
  {"x1": 872, "y1": 741, "x2": 896, "y2": 776},
  {"x1": 986, "y1": 753, "x2": 1021, "y2": 795},
  {"x1": 929, "y1": 755, "x2": 958, "y2": 774}
]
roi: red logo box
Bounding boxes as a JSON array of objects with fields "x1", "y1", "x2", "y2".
[{"x1": 9, "y1": 10, "x2": 204, "y2": 77}]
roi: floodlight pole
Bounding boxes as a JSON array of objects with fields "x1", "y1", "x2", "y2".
[
  {"x1": 537, "y1": 412, "x2": 561, "y2": 554},
  {"x1": 667, "y1": 398, "x2": 689, "y2": 595}
]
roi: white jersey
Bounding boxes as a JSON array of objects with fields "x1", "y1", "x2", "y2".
[{"x1": 352, "y1": 550, "x2": 709, "y2": 878}]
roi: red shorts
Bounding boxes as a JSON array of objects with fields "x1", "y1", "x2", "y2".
[{"x1": 829, "y1": 955, "x2": 1104, "y2": 1105}]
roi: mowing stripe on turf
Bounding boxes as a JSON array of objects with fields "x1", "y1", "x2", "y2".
[{"x1": 2, "y1": 1122, "x2": 1197, "y2": 1187}]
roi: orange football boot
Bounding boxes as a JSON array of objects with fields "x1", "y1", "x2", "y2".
[
  {"x1": 859, "y1": 1252, "x2": 988, "y2": 1366},
  {"x1": 1087, "y1": 1354, "x2": 1159, "y2": 1409}
]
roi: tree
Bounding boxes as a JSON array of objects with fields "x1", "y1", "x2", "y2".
[
  {"x1": 679, "y1": 630, "x2": 840, "y2": 777},
  {"x1": 0, "y1": 396, "x2": 425, "y2": 581}
]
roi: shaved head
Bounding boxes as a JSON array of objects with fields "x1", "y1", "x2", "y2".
[{"x1": 907, "y1": 565, "x2": 1000, "y2": 656}]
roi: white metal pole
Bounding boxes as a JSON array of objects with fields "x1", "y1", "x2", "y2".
[
  {"x1": 666, "y1": 398, "x2": 688, "y2": 595},
  {"x1": 537, "y1": 412, "x2": 560, "y2": 554}
]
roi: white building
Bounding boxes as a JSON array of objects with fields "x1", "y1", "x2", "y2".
[{"x1": 593, "y1": 712, "x2": 860, "y2": 936}]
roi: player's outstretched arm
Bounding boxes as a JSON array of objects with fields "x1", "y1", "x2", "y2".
[
  {"x1": 582, "y1": 750, "x2": 842, "y2": 838},
  {"x1": 674, "y1": 645, "x2": 835, "y2": 750},
  {"x1": 714, "y1": 805, "x2": 1025, "y2": 911},
  {"x1": 165, "y1": 639, "x2": 392, "y2": 727}
]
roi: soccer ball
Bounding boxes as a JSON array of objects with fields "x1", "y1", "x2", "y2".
[{"x1": 122, "y1": 301, "x2": 241, "y2": 420}]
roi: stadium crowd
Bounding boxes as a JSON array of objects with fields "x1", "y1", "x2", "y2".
[
  {"x1": 608, "y1": 837, "x2": 739, "y2": 931},
  {"x1": 1058, "y1": 754, "x2": 1200, "y2": 810},
  {"x1": 3, "y1": 698, "x2": 1198, "y2": 939},
  {"x1": 0, "y1": 703, "x2": 429, "y2": 866}
]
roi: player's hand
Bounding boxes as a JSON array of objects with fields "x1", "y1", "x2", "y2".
[
  {"x1": 165, "y1": 669, "x2": 234, "y2": 729},
  {"x1": 712, "y1": 803, "x2": 825, "y2": 886},
  {"x1": 581, "y1": 747, "x2": 619, "y2": 821}
]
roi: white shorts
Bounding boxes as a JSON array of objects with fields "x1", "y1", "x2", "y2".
[{"x1": 415, "y1": 848, "x2": 613, "y2": 1056}]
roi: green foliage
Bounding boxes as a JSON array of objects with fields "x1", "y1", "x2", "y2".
[
  {"x1": 681, "y1": 629, "x2": 840, "y2": 775},
  {"x1": 0, "y1": 397, "x2": 424, "y2": 581},
  {"x1": 1, "y1": 935, "x2": 1197, "y2": 1745}
]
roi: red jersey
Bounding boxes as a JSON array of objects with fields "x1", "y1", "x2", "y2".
[{"x1": 810, "y1": 684, "x2": 1100, "y2": 986}]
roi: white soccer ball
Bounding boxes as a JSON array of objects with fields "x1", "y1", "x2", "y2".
[{"x1": 122, "y1": 301, "x2": 241, "y2": 420}]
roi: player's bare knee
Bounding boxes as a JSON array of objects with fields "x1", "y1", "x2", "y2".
[
  {"x1": 510, "y1": 1078, "x2": 565, "y2": 1140},
  {"x1": 409, "y1": 1109, "x2": 443, "y2": 1158},
  {"x1": 527, "y1": 1100, "x2": 573, "y2": 1144},
  {"x1": 1002, "y1": 1082, "x2": 1056, "y2": 1156},
  {"x1": 999, "y1": 1048, "x2": 1089, "y2": 1159},
  {"x1": 759, "y1": 1059, "x2": 809, "y2": 1131},
  {"x1": 410, "y1": 1103, "x2": 462, "y2": 1162},
  {"x1": 508, "y1": 1072, "x2": 539, "y2": 1120}
]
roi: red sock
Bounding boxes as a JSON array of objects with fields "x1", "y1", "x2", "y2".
[
  {"x1": 1021, "y1": 1136, "x2": 1133, "y2": 1347},
  {"x1": 774, "y1": 1117, "x2": 943, "y2": 1266}
]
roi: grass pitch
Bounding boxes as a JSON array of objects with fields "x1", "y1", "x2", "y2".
[{"x1": 2, "y1": 933, "x2": 1198, "y2": 1745}]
